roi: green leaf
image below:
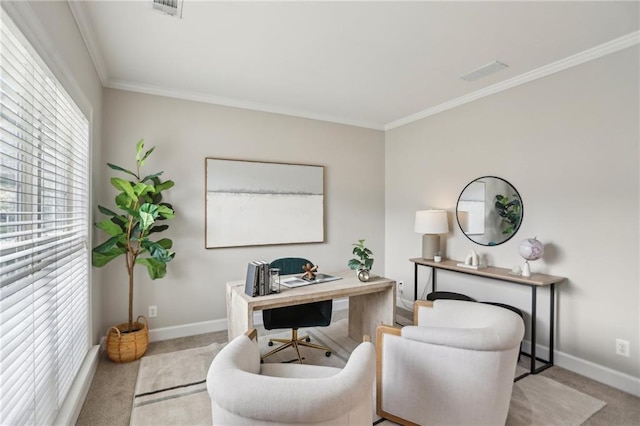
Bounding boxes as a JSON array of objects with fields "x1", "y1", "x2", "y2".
[
  {"x1": 135, "y1": 139, "x2": 145, "y2": 162},
  {"x1": 111, "y1": 177, "x2": 136, "y2": 201},
  {"x1": 347, "y1": 259, "x2": 362, "y2": 270},
  {"x1": 154, "y1": 180, "x2": 175, "y2": 193},
  {"x1": 141, "y1": 171, "x2": 163, "y2": 183},
  {"x1": 139, "y1": 203, "x2": 159, "y2": 230},
  {"x1": 92, "y1": 236, "x2": 127, "y2": 267},
  {"x1": 98, "y1": 205, "x2": 121, "y2": 218},
  {"x1": 95, "y1": 219, "x2": 124, "y2": 237},
  {"x1": 156, "y1": 204, "x2": 175, "y2": 219},
  {"x1": 135, "y1": 257, "x2": 168, "y2": 280},
  {"x1": 107, "y1": 163, "x2": 138, "y2": 179},
  {"x1": 148, "y1": 224, "x2": 169, "y2": 235},
  {"x1": 154, "y1": 238, "x2": 173, "y2": 249},
  {"x1": 115, "y1": 192, "x2": 134, "y2": 211},
  {"x1": 134, "y1": 182, "x2": 154, "y2": 198},
  {"x1": 139, "y1": 147, "x2": 155, "y2": 168}
]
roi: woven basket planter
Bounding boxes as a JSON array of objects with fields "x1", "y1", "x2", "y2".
[{"x1": 106, "y1": 315, "x2": 149, "y2": 363}]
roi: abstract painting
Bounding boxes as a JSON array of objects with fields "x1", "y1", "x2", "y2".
[{"x1": 205, "y1": 158, "x2": 324, "y2": 248}]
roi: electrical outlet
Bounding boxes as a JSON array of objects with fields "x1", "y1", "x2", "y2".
[
  {"x1": 149, "y1": 305, "x2": 158, "y2": 318},
  {"x1": 616, "y1": 339, "x2": 630, "y2": 357},
  {"x1": 616, "y1": 338, "x2": 630, "y2": 357},
  {"x1": 398, "y1": 281, "x2": 404, "y2": 295}
]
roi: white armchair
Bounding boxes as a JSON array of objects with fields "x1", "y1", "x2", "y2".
[
  {"x1": 207, "y1": 329, "x2": 375, "y2": 425},
  {"x1": 377, "y1": 299, "x2": 525, "y2": 425}
]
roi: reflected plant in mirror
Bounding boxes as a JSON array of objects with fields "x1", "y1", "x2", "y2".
[
  {"x1": 456, "y1": 176, "x2": 523, "y2": 246},
  {"x1": 494, "y1": 194, "x2": 522, "y2": 235}
]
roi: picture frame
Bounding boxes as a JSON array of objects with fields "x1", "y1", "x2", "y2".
[{"x1": 205, "y1": 158, "x2": 324, "y2": 248}]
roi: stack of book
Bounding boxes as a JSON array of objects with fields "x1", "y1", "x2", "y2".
[{"x1": 244, "y1": 260, "x2": 271, "y2": 297}]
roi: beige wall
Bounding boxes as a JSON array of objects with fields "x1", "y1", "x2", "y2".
[
  {"x1": 385, "y1": 47, "x2": 639, "y2": 379},
  {"x1": 99, "y1": 89, "x2": 385, "y2": 334},
  {"x1": 8, "y1": 1, "x2": 105, "y2": 344}
]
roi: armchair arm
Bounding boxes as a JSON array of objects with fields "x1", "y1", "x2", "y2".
[{"x1": 209, "y1": 341, "x2": 375, "y2": 423}]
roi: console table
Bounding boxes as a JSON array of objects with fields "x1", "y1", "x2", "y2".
[
  {"x1": 410, "y1": 258, "x2": 566, "y2": 378},
  {"x1": 226, "y1": 270, "x2": 396, "y2": 344}
]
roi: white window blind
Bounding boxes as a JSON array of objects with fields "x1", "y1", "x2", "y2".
[{"x1": 0, "y1": 12, "x2": 90, "y2": 425}]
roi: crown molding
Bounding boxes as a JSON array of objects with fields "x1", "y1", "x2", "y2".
[
  {"x1": 68, "y1": 1, "x2": 109, "y2": 86},
  {"x1": 106, "y1": 79, "x2": 385, "y2": 130},
  {"x1": 385, "y1": 30, "x2": 640, "y2": 131}
]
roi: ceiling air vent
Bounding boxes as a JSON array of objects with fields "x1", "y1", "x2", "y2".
[
  {"x1": 459, "y1": 61, "x2": 509, "y2": 82},
  {"x1": 152, "y1": 0, "x2": 183, "y2": 18}
]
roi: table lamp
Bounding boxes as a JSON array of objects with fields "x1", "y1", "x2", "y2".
[{"x1": 414, "y1": 210, "x2": 449, "y2": 260}]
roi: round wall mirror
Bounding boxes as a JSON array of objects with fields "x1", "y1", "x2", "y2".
[{"x1": 456, "y1": 176, "x2": 523, "y2": 246}]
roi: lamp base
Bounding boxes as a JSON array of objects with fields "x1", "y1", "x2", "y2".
[{"x1": 422, "y1": 234, "x2": 440, "y2": 260}]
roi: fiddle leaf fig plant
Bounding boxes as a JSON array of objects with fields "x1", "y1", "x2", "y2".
[
  {"x1": 347, "y1": 239, "x2": 374, "y2": 271},
  {"x1": 92, "y1": 139, "x2": 175, "y2": 331}
]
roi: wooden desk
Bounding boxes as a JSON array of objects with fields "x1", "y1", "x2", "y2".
[
  {"x1": 226, "y1": 271, "x2": 396, "y2": 344},
  {"x1": 410, "y1": 258, "x2": 566, "y2": 378}
]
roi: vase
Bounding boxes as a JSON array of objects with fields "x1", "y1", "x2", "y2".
[
  {"x1": 357, "y1": 269, "x2": 370, "y2": 282},
  {"x1": 106, "y1": 315, "x2": 149, "y2": 363}
]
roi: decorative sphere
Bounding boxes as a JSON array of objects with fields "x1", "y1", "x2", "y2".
[
  {"x1": 357, "y1": 269, "x2": 370, "y2": 282},
  {"x1": 519, "y1": 238, "x2": 544, "y2": 261}
]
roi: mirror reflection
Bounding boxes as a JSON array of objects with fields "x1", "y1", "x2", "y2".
[{"x1": 456, "y1": 176, "x2": 522, "y2": 246}]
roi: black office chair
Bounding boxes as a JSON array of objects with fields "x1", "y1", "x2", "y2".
[{"x1": 261, "y1": 258, "x2": 332, "y2": 363}]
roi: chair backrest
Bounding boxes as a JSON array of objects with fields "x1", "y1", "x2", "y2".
[
  {"x1": 269, "y1": 257, "x2": 313, "y2": 275},
  {"x1": 263, "y1": 257, "x2": 331, "y2": 330}
]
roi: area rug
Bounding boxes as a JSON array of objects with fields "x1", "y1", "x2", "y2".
[{"x1": 130, "y1": 319, "x2": 605, "y2": 426}]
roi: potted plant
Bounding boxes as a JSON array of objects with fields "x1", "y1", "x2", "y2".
[
  {"x1": 92, "y1": 140, "x2": 175, "y2": 362},
  {"x1": 347, "y1": 239, "x2": 374, "y2": 282}
]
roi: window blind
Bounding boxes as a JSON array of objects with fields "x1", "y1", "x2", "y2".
[{"x1": 0, "y1": 12, "x2": 90, "y2": 425}]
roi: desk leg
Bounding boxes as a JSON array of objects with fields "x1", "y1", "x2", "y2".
[
  {"x1": 227, "y1": 288, "x2": 253, "y2": 341},
  {"x1": 349, "y1": 286, "x2": 396, "y2": 344}
]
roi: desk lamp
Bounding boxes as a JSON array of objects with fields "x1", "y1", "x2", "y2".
[{"x1": 414, "y1": 210, "x2": 449, "y2": 260}]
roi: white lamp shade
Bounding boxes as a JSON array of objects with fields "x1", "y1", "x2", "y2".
[{"x1": 414, "y1": 210, "x2": 449, "y2": 234}]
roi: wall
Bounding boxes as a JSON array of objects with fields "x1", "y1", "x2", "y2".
[
  {"x1": 5, "y1": 1, "x2": 104, "y2": 344},
  {"x1": 100, "y1": 89, "x2": 385, "y2": 335},
  {"x1": 385, "y1": 47, "x2": 639, "y2": 389}
]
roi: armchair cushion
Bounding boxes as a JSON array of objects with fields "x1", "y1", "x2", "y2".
[{"x1": 207, "y1": 333, "x2": 375, "y2": 425}]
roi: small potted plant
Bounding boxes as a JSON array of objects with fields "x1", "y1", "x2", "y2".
[{"x1": 348, "y1": 239, "x2": 374, "y2": 282}]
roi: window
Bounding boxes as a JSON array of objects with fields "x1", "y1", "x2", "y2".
[{"x1": 1, "y1": 12, "x2": 90, "y2": 425}]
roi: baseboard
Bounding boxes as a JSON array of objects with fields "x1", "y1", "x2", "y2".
[
  {"x1": 520, "y1": 340, "x2": 640, "y2": 397},
  {"x1": 147, "y1": 298, "x2": 350, "y2": 342},
  {"x1": 54, "y1": 345, "x2": 100, "y2": 425}
]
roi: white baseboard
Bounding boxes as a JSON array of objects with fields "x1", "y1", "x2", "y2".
[
  {"x1": 519, "y1": 340, "x2": 640, "y2": 397},
  {"x1": 147, "y1": 298, "x2": 350, "y2": 342},
  {"x1": 54, "y1": 345, "x2": 100, "y2": 425}
]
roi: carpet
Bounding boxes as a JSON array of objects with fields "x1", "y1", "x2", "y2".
[{"x1": 130, "y1": 320, "x2": 605, "y2": 426}]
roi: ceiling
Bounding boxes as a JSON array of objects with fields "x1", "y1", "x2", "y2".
[{"x1": 69, "y1": 1, "x2": 640, "y2": 130}]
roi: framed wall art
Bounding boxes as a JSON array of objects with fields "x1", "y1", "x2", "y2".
[{"x1": 205, "y1": 158, "x2": 324, "y2": 248}]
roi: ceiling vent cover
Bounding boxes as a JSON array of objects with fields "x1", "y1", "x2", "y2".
[
  {"x1": 152, "y1": 0, "x2": 183, "y2": 18},
  {"x1": 460, "y1": 61, "x2": 509, "y2": 82}
]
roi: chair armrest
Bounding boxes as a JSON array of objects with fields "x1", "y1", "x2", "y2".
[
  {"x1": 244, "y1": 328, "x2": 257, "y2": 341},
  {"x1": 209, "y1": 341, "x2": 375, "y2": 423}
]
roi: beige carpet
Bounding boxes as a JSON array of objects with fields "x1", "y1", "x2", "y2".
[{"x1": 130, "y1": 320, "x2": 605, "y2": 426}]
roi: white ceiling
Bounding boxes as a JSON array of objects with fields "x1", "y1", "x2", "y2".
[{"x1": 69, "y1": 1, "x2": 640, "y2": 130}]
